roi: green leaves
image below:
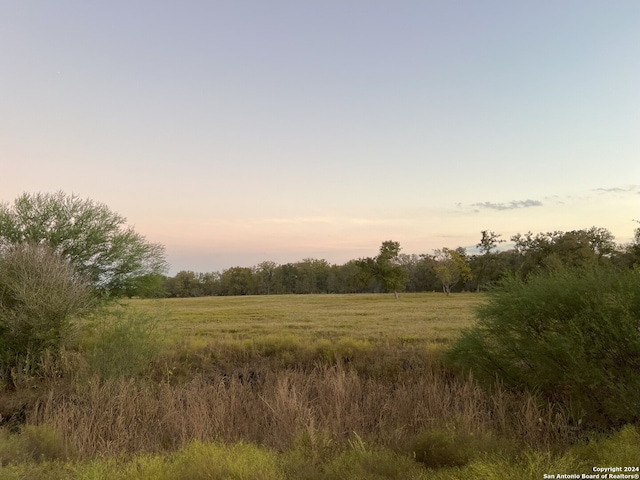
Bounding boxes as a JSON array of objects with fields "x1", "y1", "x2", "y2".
[
  {"x1": 446, "y1": 266, "x2": 640, "y2": 428},
  {"x1": 0, "y1": 191, "x2": 167, "y2": 295},
  {"x1": 356, "y1": 241, "x2": 408, "y2": 298},
  {"x1": 433, "y1": 248, "x2": 472, "y2": 295}
]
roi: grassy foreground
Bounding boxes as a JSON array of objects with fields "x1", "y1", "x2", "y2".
[{"x1": 1, "y1": 293, "x2": 638, "y2": 479}]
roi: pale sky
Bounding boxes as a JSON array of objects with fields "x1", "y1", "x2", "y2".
[{"x1": 1, "y1": 1, "x2": 639, "y2": 274}]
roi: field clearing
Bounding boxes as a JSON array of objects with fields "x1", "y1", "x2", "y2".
[
  {"x1": 4, "y1": 291, "x2": 639, "y2": 478},
  {"x1": 125, "y1": 292, "x2": 485, "y2": 351}
]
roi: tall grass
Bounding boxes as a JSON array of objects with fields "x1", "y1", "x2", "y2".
[
  {"x1": 1, "y1": 292, "x2": 636, "y2": 478},
  {"x1": 30, "y1": 361, "x2": 570, "y2": 458}
]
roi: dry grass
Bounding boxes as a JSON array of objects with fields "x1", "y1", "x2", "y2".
[
  {"x1": 1, "y1": 292, "x2": 636, "y2": 478},
  {"x1": 0, "y1": 292, "x2": 575, "y2": 476},
  {"x1": 31, "y1": 362, "x2": 571, "y2": 458},
  {"x1": 124, "y1": 293, "x2": 483, "y2": 350}
]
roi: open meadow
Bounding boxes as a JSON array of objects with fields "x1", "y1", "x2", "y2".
[
  {"x1": 1, "y1": 292, "x2": 638, "y2": 479},
  {"x1": 126, "y1": 293, "x2": 484, "y2": 374},
  {"x1": 140, "y1": 292, "x2": 482, "y2": 346}
]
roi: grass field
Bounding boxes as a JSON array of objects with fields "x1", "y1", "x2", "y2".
[
  {"x1": 111, "y1": 292, "x2": 485, "y2": 379},
  {"x1": 133, "y1": 292, "x2": 483, "y2": 345},
  {"x1": 1, "y1": 292, "x2": 638, "y2": 479}
]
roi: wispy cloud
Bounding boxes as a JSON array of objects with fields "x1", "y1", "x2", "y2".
[
  {"x1": 593, "y1": 185, "x2": 640, "y2": 194},
  {"x1": 262, "y1": 217, "x2": 333, "y2": 225},
  {"x1": 543, "y1": 195, "x2": 565, "y2": 205},
  {"x1": 471, "y1": 199, "x2": 543, "y2": 211}
]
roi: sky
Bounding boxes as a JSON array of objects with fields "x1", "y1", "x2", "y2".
[{"x1": 1, "y1": 1, "x2": 639, "y2": 274}]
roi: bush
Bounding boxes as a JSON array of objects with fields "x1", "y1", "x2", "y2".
[
  {"x1": 85, "y1": 305, "x2": 164, "y2": 379},
  {"x1": 445, "y1": 266, "x2": 640, "y2": 429},
  {"x1": 0, "y1": 243, "x2": 93, "y2": 383}
]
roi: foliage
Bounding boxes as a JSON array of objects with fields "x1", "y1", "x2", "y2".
[
  {"x1": 218, "y1": 266, "x2": 257, "y2": 295},
  {"x1": 0, "y1": 191, "x2": 167, "y2": 296},
  {"x1": 156, "y1": 226, "x2": 636, "y2": 297},
  {"x1": 511, "y1": 227, "x2": 616, "y2": 277},
  {"x1": 356, "y1": 240, "x2": 408, "y2": 298},
  {"x1": 124, "y1": 273, "x2": 168, "y2": 298},
  {"x1": 84, "y1": 304, "x2": 164, "y2": 379},
  {"x1": 474, "y1": 231, "x2": 505, "y2": 291},
  {"x1": 445, "y1": 265, "x2": 640, "y2": 428},
  {"x1": 621, "y1": 219, "x2": 640, "y2": 267},
  {"x1": 0, "y1": 243, "x2": 93, "y2": 382},
  {"x1": 433, "y1": 248, "x2": 472, "y2": 295}
]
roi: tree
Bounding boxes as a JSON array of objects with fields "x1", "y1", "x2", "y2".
[
  {"x1": 256, "y1": 261, "x2": 278, "y2": 295},
  {"x1": 295, "y1": 258, "x2": 331, "y2": 294},
  {"x1": 511, "y1": 227, "x2": 616, "y2": 277},
  {"x1": 327, "y1": 260, "x2": 365, "y2": 293},
  {"x1": 124, "y1": 273, "x2": 168, "y2": 298},
  {"x1": 433, "y1": 247, "x2": 472, "y2": 295},
  {"x1": 166, "y1": 271, "x2": 201, "y2": 297},
  {"x1": 0, "y1": 243, "x2": 94, "y2": 383},
  {"x1": 0, "y1": 191, "x2": 168, "y2": 296},
  {"x1": 474, "y1": 231, "x2": 505, "y2": 292},
  {"x1": 357, "y1": 241, "x2": 408, "y2": 299},
  {"x1": 218, "y1": 267, "x2": 255, "y2": 296}
]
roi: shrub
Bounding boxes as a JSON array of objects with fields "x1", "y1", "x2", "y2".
[
  {"x1": 0, "y1": 243, "x2": 93, "y2": 383},
  {"x1": 445, "y1": 266, "x2": 640, "y2": 429},
  {"x1": 85, "y1": 305, "x2": 164, "y2": 379}
]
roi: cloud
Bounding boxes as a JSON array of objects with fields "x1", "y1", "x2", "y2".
[
  {"x1": 263, "y1": 217, "x2": 333, "y2": 225},
  {"x1": 593, "y1": 185, "x2": 640, "y2": 194},
  {"x1": 471, "y1": 199, "x2": 543, "y2": 211},
  {"x1": 543, "y1": 195, "x2": 565, "y2": 205},
  {"x1": 594, "y1": 187, "x2": 626, "y2": 193}
]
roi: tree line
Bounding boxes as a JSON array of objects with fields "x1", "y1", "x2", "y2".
[
  {"x1": 1, "y1": 191, "x2": 637, "y2": 300},
  {"x1": 156, "y1": 226, "x2": 640, "y2": 298}
]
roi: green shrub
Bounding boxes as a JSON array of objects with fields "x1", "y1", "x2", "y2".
[
  {"x1": 569, "y1": 424, "x2": 640, "y2": 465},
  {"x1": 445, "y1": 266, "x2": 640, "y2": 428},
  {"x1": 85, "y1": 305, "x2": 164, "y2": 379}
]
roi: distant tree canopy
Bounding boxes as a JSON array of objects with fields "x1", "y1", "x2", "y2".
[
  {"x1": 511, "y1": 227, "x2": 617, "y2": 276},
  {"x1": 0, "y1": 191, "x2": 168, "y2": 296},
  {"x1": 356, "y1": 241, "x2": 408, "y2": 299},
  {"x1": 154, "y1": 225, "x2": 637, "y2": 298},
  {"x1": 474, "y1": 231, "x2": 505, "y2": 292},
  {"x1": 433, "y1": 247, "x2": 472, "y2": 295}
]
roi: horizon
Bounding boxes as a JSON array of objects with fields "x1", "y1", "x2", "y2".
[{"x1": 2, "y1": 1, "x2": 638, "y2": 275}]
